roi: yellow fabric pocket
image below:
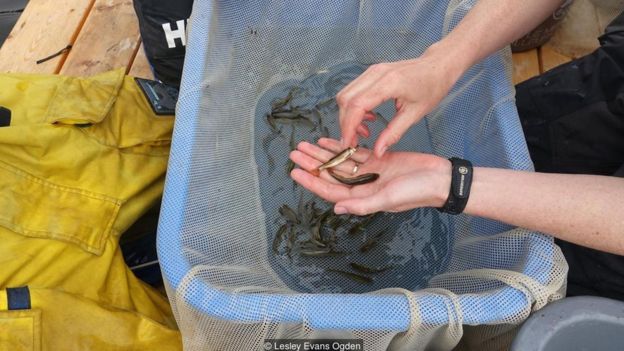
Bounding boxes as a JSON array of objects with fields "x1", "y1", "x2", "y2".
[
  {"x1": 86, "y1": 76, "x2": 174, "y2": 150},
  {"x1": 43, "y1": 69, "x2": 173, "y2": 153},
  {"x1": 0, "y1": 161, "x2": 121, "y2": 255},
  {"x1": 0, "y1": 309, "x2": 41, "y2": 351},
  {"x1": 44, "y1": 69, "x2": 125, "y2": 125}
]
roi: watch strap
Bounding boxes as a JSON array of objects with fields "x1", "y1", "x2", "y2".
[{"x1": 438, "y1": 157, "x2": 473, "y2": 215}]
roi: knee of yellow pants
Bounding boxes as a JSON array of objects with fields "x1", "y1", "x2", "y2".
[{"x1": 0, "y1": 288, "x2": 181, "y2": 351}]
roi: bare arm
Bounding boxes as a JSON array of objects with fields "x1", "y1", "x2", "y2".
[
  {"x1": 290, "y1": 139, "x2": 624, "y2": 255},
  {"x1": 338, "y1": 0, "x2": 563, "y2": 156},
  {"x1": 431, "y1": 0, "x2": 563, "y2": 75},
  {"x1": 466, "y1": 168, "x2": 624, "y2": 254}
]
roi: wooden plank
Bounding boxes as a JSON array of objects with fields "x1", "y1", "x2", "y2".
[
  {"x1": 128, "y1": 42, "x2": 154, "y2": 79},
  {"x1": 0, "y1": 0, "x2": 95, "y2": 74},
  {"x1": 60, "y1": 0, "x2": 140, "y2": 76},
  {"x1": 539, "y1": 44, "x2": 573, "y2": 73},
  {"x1": 512, "y1": 49, "x2": 540, "y2": 84}
]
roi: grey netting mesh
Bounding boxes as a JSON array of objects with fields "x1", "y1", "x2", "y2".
[{"x1": 157, "y1": 1, "x2": 568, "y2": 350}]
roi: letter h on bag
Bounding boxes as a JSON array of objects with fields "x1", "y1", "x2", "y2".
[{"x1": 162, "y1": 20, "x2": 187, "y2": 49}]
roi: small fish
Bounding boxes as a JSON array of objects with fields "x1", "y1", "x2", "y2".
[
  {"x1": 272, "y1": 224, "x2": 290, "y2": 254},
  {"x1": 327, "y1": 268, "x2": 373, "y2": 284},
  {"x1": 271, "y1": 88, "x2": 297, "y2": 110},
  {"x1": 349, "y1": 262, "x2": 391, "y2": 274},
  {"x1": 300, "y1": 249, "x2": 345, "y2": 257},
  {"x1": 286, "y1": 226, "x2": 297, "y2": 258},
  {"x1": 347, "y1": 214, "x2": 375, "y2": 236},
  {"x1": 266, "y1": 114, "x2": 278, "y2": 131},
  {"x1": 287, "y1": 126, "x2": 296, "y2": 175},
  {"x1": 316, "y1": 207, "x2": 332, "y2": 225},
  {"x1": 297, "y1": 192, "x2": 305, "y2": 220},
  {"x1": 312, "y1": 109, "x2": 322, "y2": 123},
  {"x1": 262, "y1": 131, "x2": 281, "y2": 176},
  {"x1": 320, "y1": 126, "x2": 330, "y2": 138},
  {"x1": 307, "y1": 238, "x2": 327, "y2": 248},
  {"x1": 328, "y1": 170, "x2": 379, "y2": 186},
  {"x1": 287, "y1": 160, "x2": 295, "y2": 174},
  {"x1": 359, "y1": 230, "x2": 386, "y2": 253},
  {"x1": 309, "y1": 201, "x2": 322, "y2": 218},
  {"x1": 328, "y1": 215, "x2": 349, "y2": 231},
  {"x1": 312, "y1": 147, "x2": 358, "y2": 176},
  {"x1": 310, "y1": 219, "x2": 323, "y2": 242},
  {"x1": 311, "y1": 109, "x2": 324, "y2": 132},
  {"x1": 272, "y1": 115, "x2": 315, "y2": 129},
  {"x1": 347, "y1": 222, "x2": 365, "y2": 236},
  {"x1": 289, "y1": 126, "x2": 296, "y2": 150},
  {"x1": 279, "y1": 205, "x2": 299, "y2": 224},
  {"x1": 316, "y1": 97, "x2": 335, "y2": 109},
  {"x1": 327, "y1": 228, "x2": 338, "y2": 248},
  {"x1": 272, "y1": 111, "x2": 302, "y2": 119},
  {"x1": 299, "y1": 202, "x2": 312, "y2": 228}
]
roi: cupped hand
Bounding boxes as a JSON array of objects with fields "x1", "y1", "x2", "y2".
[
  {"x1": 336, "y1": 48, "x2": 462, "y2": 158},
  {"x1": 289, "y1": 138, "x2": 452, "y2": 215}
]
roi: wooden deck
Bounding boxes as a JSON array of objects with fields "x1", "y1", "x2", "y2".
[
  {"x1": 0, "y1": 0, "x2": 153, "y2": 79},
  {"x1": 0, "y1": 0, "x2": 572, "y2": 83}
]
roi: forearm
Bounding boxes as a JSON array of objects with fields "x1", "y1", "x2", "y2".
[
  {"x1": 463, "y1": 168, "x2": 624, "y2": 254},
  {"x1": 425, "y1": 0, "x2": 562, "y2": 75}
]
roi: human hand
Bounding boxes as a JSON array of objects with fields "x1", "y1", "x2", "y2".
[
  {"x1": 337, "y1": 45, "x2": 464, "y2": 158},
  {"x1": 289, "y1": 138, "x2": 452, "y2": 215}
]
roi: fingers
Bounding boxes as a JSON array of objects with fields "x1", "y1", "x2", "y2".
[
  {"x1": 288, "y1": 149, "x2": 323, "y2": 173},
  {"x1": 291, "y1": 144, "x2": 360, "y2": 176},
  {"x1": 299, "y1": 139, "x2": 372, "y2": 165},
  {"x1": 315, "y1": 138, "x2": 344, "y2": 153},
  {"x1": 290, "y1": 169, "x2": 352, "y2": 203},
  {"x1": 374, "y1": 107, "x2": 422, "y2": 158},
  {"x1": 356, "y1": 111, "x2": 376, "y2": 138},
  {"x1": 334, "y1": 191, "x2": 389, "y2": 216},
  {"x1": 338, "y1": 90, "x2": 393, "y2": 148},
  {"x1": 356, "y1": 124, "x2": 370, "y2": 138},
  {"x1": 316, "y1": 139, "x2": 373, "y2": 167},
  {"x1": 290, "y1": 167, "x2": 386, "y2": 215},
  {"x1": 337, "y1": 64, "x2": 396, "y2": 148}
]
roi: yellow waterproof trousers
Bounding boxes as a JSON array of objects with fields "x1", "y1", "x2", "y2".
[{"x1": 0, "y1": 69, "x2": 182, "y2": 350}]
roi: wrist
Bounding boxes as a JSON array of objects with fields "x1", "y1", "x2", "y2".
[
  {"x1": 432, "y1": 158, "x2": 453, "y2": 208},
  {"x1": 424, "y1": 40, "x2": 474, "y2": 82}
]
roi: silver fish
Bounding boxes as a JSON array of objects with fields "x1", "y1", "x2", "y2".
[{"x1": 312, "y1": 146, "x2": 357, "y2": 176}]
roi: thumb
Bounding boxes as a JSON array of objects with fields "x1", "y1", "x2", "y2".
[
  {"x1": 334, "y1": 193, "x2": 388, "y2": 216},
  {"x1": 374, "y1": 107, "x2": 422, "y2": 158}
]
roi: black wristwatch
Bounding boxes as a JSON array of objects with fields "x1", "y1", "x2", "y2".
[{"x1": 438, "y1": 157, "x2": 473, "y2": 215}]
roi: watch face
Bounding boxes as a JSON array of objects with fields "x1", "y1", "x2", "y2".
[{"x1": 458, "y1": 166, "x2": 468, "y2": 175}]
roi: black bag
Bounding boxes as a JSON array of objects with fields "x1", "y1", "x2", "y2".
[
  {"x1": 516, "y1": 12, "x2": 624, "y2": 300},
  {"x1": 133, "y1": 0, "x2": 194, "y2": 87},
  {"x1": 0, "y1": 0, "x2": 28, "y2": 47}
]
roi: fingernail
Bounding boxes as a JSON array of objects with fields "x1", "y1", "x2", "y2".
[{"x1": 334, "y1": 206, "x2": 348, "y2": 215}]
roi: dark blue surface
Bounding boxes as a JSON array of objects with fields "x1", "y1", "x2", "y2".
[{"x1": 7, "y1": 286, "x2": 31, "y2": 310}]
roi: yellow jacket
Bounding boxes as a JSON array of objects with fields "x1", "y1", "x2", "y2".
[{"x1": 0, "y1": 69, "x2": 181, "y2": 350}]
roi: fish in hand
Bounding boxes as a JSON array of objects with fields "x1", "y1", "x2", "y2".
[{"x1": 311, "y1": 146, "x2": 357, "y2": 176}]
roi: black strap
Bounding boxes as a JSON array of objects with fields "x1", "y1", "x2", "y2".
[
  {"x1": 0, "y1": 106, "x2": 10, "y2": 127},
  {"x1": 7, "y1": 286, "x2": 31, "y2": 310},
  {"x1": 437, "y1": 157, "x2": 473, "y2": 215}
]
